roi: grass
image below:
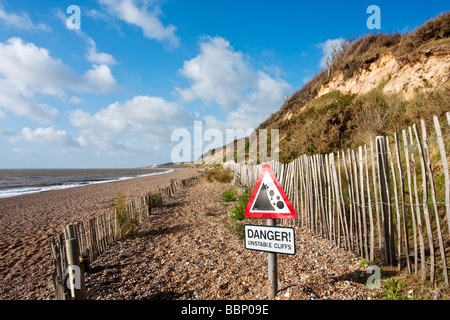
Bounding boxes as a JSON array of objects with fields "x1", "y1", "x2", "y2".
[
  {"x1": 114, "y1": 190, "x2": 139, "y2": 239},
  {"x1": 206, "y1": 166, "x2": 234, "y2": 183},
  {"x1": 146, "y1": 191, "x2": 163, "y2": 209}
]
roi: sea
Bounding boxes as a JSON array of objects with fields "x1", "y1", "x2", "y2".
[{"x1": 0, "y1": 168, "x2": 173, "y2": 199}]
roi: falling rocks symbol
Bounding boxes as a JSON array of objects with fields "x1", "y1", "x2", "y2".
[{"x1": 244, "y1": 163, "x2": 296, "y2": 219}]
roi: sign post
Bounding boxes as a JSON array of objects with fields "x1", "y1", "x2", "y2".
[
  {"x1": 244, "y1": 163, "x2": 297, "y2": 298},
  {"x1": 267, "y1": 219, "x2": 277, "y2": 299}
]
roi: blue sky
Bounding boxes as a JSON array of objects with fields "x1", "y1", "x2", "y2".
[{"x1": 0, "y1": 0, "x2": 448, "y2": 168}]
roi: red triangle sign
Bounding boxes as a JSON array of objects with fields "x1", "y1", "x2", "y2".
[{"x1": 244, "y1": 163, "x2": 296, "y2": 219}]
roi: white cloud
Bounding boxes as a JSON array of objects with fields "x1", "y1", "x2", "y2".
[
  {"x1": 176, "y1": 36, "x2": 257, "y2": 111},
  {"x1": 70, "y1": 95, "x2": 194, "y2": 150},
  {"x1": 0, "y1": 37, "x2": 116, "y2": 94},
  {"x1": 68, "y1": 96, "x2": 85, "y2": 104},
  {"x1": 76, "y1": 135, "x2": 88, "y2": 148},
  {"x1": 85, "y1": 37, "x2": 117, "y2": 65},
  {"x1": 0, "y1": 3, "x2": 50, "y2": 31},
  {"x1": 177, "y1": 36, "x2": 291, "y2": 130},
  {"x1": 11, "y1": 147, "x2": 35, "y2": 155},
  {"x1": 225, "y1": 72, "x2": 291, "y2": 130},
  {"x1": 0, "y1": 37, "x2": 117, "y2": 122},
  {"x1": 82, "y1": 64, "x2": 117, "y2": 93},
  {"x1": 0, "y1": 79, "x2": 59, "y2": 122},
  {"x1": 318, "y1": 38, "x2": 345, "y2": 69},
  {"x1": 11, "y1": 127, "x2": 80, "y2": 147},
  {"x1": 55, "y1": 9, "x2": 118, "y2": 66},
  {"x1": 99, "y1": 0, "x2": 179, "y2": 48}
]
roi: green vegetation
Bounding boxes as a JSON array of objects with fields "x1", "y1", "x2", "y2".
[
  {"x1": 358, "y1": 258, "x2": 372, "y2": 269},
  {"x1": 222, "y1": 187, "x2": 238, "y2": 202},
  {"x1": 265, "y1": 83, "x2": 449, "y2": 163},
  {"x1": 357, "y1": 260, "x2": 450, "y2": 300},
  {"x1": 146, "y1": 191, "x2": 163, "y2": 209},
  {"x1": 383, "y1": 278, "x2": 408, "y2": 300},
  {"x1": 228, "y1": 189, "x2": 251, "y2": 221},
  {"x1": 222, "y1": 188, "x2": 252, "y2": 240},
  {"x1": 256, "y1": 12, "x2": 450, "y2": 164},
  {"x1": 114, "y1": 190, "x2": 139, "y2": 239}
]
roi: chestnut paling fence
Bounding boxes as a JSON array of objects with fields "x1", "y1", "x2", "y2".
[
  {"x1": 49, "y1": 174, "x2": 202, "y2": 300},
  {"x1": 225, "y1": 113, "x2": 450, "y2": 288}
]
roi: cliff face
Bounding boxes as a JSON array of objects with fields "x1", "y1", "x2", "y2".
[{"x1": 318, "y1": 46, "x2": 450, "y2": 100}]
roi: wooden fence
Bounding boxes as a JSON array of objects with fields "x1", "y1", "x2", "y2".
[
  {"x1": 49, "y1": 173, "x2": 202, "y2": 299},
  {"x1": 226, "y1": 113, "x2": 450, "y2": 287}
]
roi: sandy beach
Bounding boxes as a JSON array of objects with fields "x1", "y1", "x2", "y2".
[{"x1": 0, "y1": 168, "x2": 201, "y2": 299}]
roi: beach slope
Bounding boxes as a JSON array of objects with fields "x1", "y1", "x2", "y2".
[{"x1": 0, "y1": 168, "x2": 199, "y2": 299}]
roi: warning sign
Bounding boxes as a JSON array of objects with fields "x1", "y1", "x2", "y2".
[
  {"x1": 244, "y1": 163, "x2": 296, "y2": 219},
  {"x1": 245, "y1": 225, "x2": 295, "y2": 255}
]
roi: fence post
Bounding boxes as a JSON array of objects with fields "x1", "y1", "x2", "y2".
[
  {"x1": 376, "y1": 136, "x2": 394, "y2": 265},
  {"x1": 65, "y1": 224, "x2": 87, "y2": 300},
  {"x1": 49, "y1": 236, "x2": 71, "y2": 300},
  {"x1": 433, "y1": 115, "x2": 450, "y2": 238}
]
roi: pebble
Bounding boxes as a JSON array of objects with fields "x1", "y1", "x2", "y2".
[{"x1": 75, "y1": 180, "x2": 384, "y2": 300}]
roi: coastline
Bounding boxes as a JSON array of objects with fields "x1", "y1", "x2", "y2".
[
  {"x1": 0, "y1": 167, "x2": 201, "y2": 299},
  {"x1": 0, "y1": 167, "x2": 174, "y2": 199}
]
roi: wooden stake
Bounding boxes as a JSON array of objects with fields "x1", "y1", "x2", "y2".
[
  {"x1": 343, "y1": 150, "x2": 355, "y2": 252},
  {"x1": 376, "y1": 136, "x2": 394, "y2": 265},
  {"x1": 340, "y1": 151, "x2": 351, "y2": 251},
  {"x1": 371, "y1": 141, "x2": 383, "y2": 259},
  {"x1": 386, "y1": 136, "x2": 402, "y2": 270},
  {"x1": 359, "y1": 146, "x2": 368, "y2": 260},
  {"x1": 364, "y1": 145, "x2": 375, "y2": 262},
  {"x1": 409, "y1": 126, "x2": 426, "y2": 281},
  {"x1": 421, "y1": 120, "x2": 448, "y2": 287},
  {"x1": 413, "y1": 123, "x2": 435, "y2": 284},
  {"x1": 433, "y1": 115, "x2": 450, "y2": 237},
  {"x1": 403, "y1": 129, "x2": 418, "y2": 275},
  {"x1": 65, "y1": 224, "x2": 87, "y2": 300},
  {"x1": 352, "y1": 149, "x2": 363, "y2": 257},
  {"x1": 395, "y1": 132, "x2": 412, "y2": 273}
]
